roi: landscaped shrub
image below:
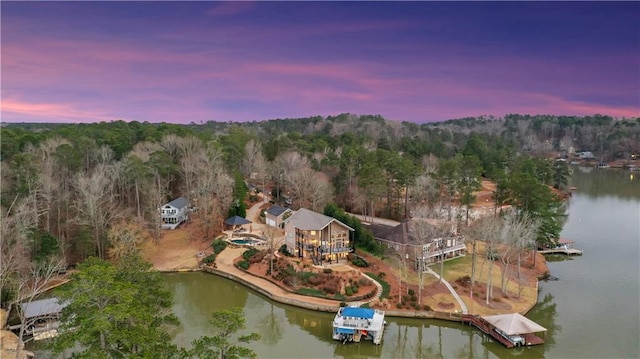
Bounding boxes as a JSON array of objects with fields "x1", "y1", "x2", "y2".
[
  {"x1": 211, "y1": 239, "x2": 228, "y2": 254},
  {"x1": 202, "y1": 253, "x2": 216, "y2": 265},
  {"x1": 243, "y1": 248, "x2": 259, "y2": 261},
  {"x1": 414, "y1": 303, "x2": 421, "y2": 310},
  {"x1": 410, "y1": 296, "x2": 417, "y2": 303},
  {"x1": 345, "y1": 287, "x2": 353, "y2": 296},
  {"x1": 323, "y1": 268, "x2": 333, "y2": 274},
  {"x1": 396, "y1": 303, "x2": 403, "y2": 309},
  {"x1": 348, "y1": 254, "x2": 369, "y2": 267},
  {"x1": 322, "y1": 285, "x2": 336, "y2": 294},
  {"x1": 278, "y1": 244, "x2": 293, "y2": 257},
  {"x1": 249, "y1": 250, "x2": 267, "y2": 264},
  {"x1": 300, "y1": 272, "x2": 317, "y2": 284},
  {"x1": 408, "y1": 289, "x2": 415, "y2": 296},
  {"x1": 236, "y1": 260, "x2": 250, "y2": 270},
  {"x1": 340, "y1": 301, "x2": 347, "y2": 307},
  {"x1": 423, "y1": 305, "x2": 432, "y2": 311},
  {"x1": 455, "y1": 275, "x2": 471, "y2": 288}
]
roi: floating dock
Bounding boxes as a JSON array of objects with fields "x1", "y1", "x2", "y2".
[{"x1": 538, "y1": 238, "x2": 583, "y2": 255}]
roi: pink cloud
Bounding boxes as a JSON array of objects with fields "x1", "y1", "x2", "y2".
[
  {"x1": 2, "y1": 31, "x2": 637, "y2": 124},
  {"x1": 1, "y1": 98, "x2": 116, "y2": 123}
]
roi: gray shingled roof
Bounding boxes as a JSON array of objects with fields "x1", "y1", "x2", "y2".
[
  {"x1": 376, "y1": 219, "x2": 449, "y2": 244},
  {"x1": 167, "y1": 196, "x2": 188, "y2": 209},
  {"x1": 288, "y1": 208, "x2": 354, "y2": 231},
  {"x1": 266, "y1": 205, "x2": 290, "y2": 217},
  {"x1": 20, "y1": 298, "x2": 68, "y2": 319}
]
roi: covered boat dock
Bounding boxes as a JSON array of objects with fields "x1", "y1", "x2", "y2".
[{"x1": 462, "y1": 313, "x2": 546, "y2": 348}]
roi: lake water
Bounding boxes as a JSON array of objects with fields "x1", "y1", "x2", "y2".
[{"x1": 165, "y1": 167, "x2": 640, "y2": 359}]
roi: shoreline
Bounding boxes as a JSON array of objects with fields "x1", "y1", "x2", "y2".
[{"x1": 155, "y1": 253, "x2": 543, "y2": 321}]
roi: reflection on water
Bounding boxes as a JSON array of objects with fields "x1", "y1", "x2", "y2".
[
  {"x1": 571, "y1": 166, "x2": 640, "y2": 199},
  {"x1": 164, "y1": 169, "x2": 639, "y2": 359}
]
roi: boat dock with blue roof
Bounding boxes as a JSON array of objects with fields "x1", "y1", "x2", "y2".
[{"x1": 332, "y1": 306, "x2": 386, "y2": 345}]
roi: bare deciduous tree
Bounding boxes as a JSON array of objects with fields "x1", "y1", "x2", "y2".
[
  {"x1": 261, "y1": 226, "x2": 283, "y2": 277},
  {"x1": 190, "y1": 146, "x2": 233, "y2": 241},
  {"x1": 468, "y1": 215, "x2": 504, "y2": 304},
  {"x1": 0, "y1": 199, "x2": 34, "y2": 305},
  {"x1": 502, "y1": 212, "x2": 540, "y2": 297},
  {"x1": 107, "y1": 220, "x2": 150, "y2": 260},
  {"x1": 74, "y1": 148, "x2": 120, "y2": 259},
  {"x1": 411, "y1": 206, "x2": 450, "y2": 302},
  {"x1": 241, "y1": 139, "x2": 262, "y2": 178}
]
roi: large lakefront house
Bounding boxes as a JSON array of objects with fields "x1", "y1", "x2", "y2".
[
  {"x1": 369, "y1": 219, "x2": 466, "y2": 271},
  {"x1": 284, "y1": 208, "x2": 354, "y2": 265},
  {"x1": 160, "y1": 197, "x2": 189, "y2": 229}
]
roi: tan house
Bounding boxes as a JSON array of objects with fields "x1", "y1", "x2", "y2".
[
  {"x1": 265, "y1": 205, "x2": 293, "y2": 229},
  {"x1": 372, "y1": 219, "x2": 466, "y2": 271},
  {"x1": 284, "y1": 208, "x2": 354, "y2": 265}
]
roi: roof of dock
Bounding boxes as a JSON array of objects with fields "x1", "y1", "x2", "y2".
[
  {"x1": 342, "y1": 307, "x2": 375, "y2": 319},
  {"x1": 482, "y1": 313, "x2": 547, "y2": 335}
]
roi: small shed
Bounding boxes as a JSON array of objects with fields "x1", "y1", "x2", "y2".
[
  {"x1": 18, "y1": 298, "x2": 68, "y2": 340},
  {"x1": 20, "y1": 298, "x2": 66, "y2": 321},
  {"x1": 265, "y1": 205, "x2": 293, "y2": 229}
]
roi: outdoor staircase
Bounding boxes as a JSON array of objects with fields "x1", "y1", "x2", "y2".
[{"x1": 306, "y1": 250, "x2": 320, "y2": 265}]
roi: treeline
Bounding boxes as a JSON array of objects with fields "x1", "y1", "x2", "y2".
[
  {"x1": 5, "y1": 113, "x2": 639, "y2": 163},
  {"x1": 0, "y1": 113, "x2": 629, "y2": 305}
]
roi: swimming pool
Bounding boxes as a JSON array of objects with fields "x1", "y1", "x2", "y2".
[{"x1": 230, "y1": 238, "x2": 260, "y2": 245}]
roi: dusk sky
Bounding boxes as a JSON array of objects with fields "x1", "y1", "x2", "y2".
[{"x1": 2, "y1": 1, "x2": 639, "y2": 124}]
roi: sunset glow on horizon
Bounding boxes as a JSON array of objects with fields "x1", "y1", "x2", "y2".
[{"x1": 2, "y1": 1, "x2": 639, "y2": 124}]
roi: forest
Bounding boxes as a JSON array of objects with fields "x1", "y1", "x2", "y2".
[{"x1": 1, "y1": 113, "x2": 639, "y2": 305}]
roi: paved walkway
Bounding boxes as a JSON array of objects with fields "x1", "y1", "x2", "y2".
[{"x1": 425, "y1": 267, "x2": 468, "y2": 314}]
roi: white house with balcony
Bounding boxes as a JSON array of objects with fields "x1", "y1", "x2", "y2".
[
  {"x1": 284, "y1": 208, "x2": 354, "y2": 265},
  {"x1": 161, "y1": 197, "x2": 189, "y2": 229}
]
